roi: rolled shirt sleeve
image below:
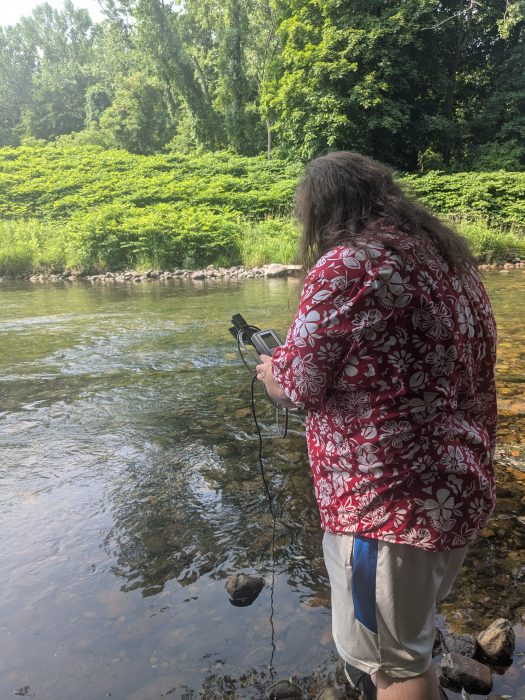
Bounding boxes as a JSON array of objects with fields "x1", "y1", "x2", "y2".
[{"x1": 271, "y1": 244, "x2": 397, "y2": 410}]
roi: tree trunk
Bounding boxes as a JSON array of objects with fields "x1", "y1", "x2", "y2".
[
  {"x1": 266, "y1": 119, "x2": 272, "y2": 159},
  {"x1": 443, "y1": 0, "x2": 474, "y2": 165}
]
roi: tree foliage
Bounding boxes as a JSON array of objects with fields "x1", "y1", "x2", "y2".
[{"x1": 0, "y1": 0, "x2": 523, "y2": 167}]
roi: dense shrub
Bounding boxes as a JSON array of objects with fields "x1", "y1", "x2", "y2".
[
  {"x1": 404, "y1": 171, "x2": 525, "y2": 226},
  {"x1": 0, "y1": 145, "x2": 523, "y2": 274}
]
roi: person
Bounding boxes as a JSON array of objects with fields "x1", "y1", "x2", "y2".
[{"x1": 256, "y1": 152, "x2": 497, "y2": 700}]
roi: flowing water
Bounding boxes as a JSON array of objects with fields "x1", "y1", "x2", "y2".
[{"x1": 1, "y1": 271, "x2": 525, "y2": 699}]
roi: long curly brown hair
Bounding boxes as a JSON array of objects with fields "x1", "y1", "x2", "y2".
[{"x1": 295, "y1": 151, "x2": 476, "y2": 273}]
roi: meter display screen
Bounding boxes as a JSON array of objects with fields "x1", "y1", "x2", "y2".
[{"x1": 258, "y1": 331, "x2": 280, "y2": 350}]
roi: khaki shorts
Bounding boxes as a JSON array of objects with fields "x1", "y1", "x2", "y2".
[{"x1": 323, "y1": 531, "x2": 468, "y2": 679}]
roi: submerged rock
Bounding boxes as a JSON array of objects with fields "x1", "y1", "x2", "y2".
[
  {"x1": 440, "y1": 652, "x2": 493, "y2": 694},
  {"x1": 477, "y1": 618, "x2": 515, "y2": 663},
  {"x1": 225, "y1": 573, "x2": 264, "y2": 607},
  {"x1": 265, "y1": 679, "x2": 303, "y2": 699}
]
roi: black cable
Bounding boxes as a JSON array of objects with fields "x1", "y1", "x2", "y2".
[
  {"x1": 250, "y1": 373, "x2": 277, "y2": 683},
  {"x1": 236, "y1": 325, "x2": 288, "y2": 683},
  {"x1": 251, "y1": 374, "x2": 275, "y2": 517}
]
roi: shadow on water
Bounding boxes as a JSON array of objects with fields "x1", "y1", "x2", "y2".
[{"x1": 1, "y1": 273, "x2": 525, "y2": 698}]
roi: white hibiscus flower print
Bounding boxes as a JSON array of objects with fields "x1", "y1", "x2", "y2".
[
  {"x1": 356, "y1": 444, "x2": 384, "y2": 477},
  {"x1": 400, "y1": 392, "x2": 443, "y2": 416},
  {"x1": 344, "y1": 355, "x2": 360, "y2": 377},
  {"x1": 317, "y1": 342, "x2": 343, "y2": 363},
  {"x1": 291, "y1": 354, "x2": 325, "y2": 397},
  {"x1": 293, "y1": 309, "x2": 320, "y2": 339},
  {"x1": 457, "y1": 296, "x2": 476, "y2": 338},
  {"x1": 331, "y1": 469, "x2": 351, "y2": 497},
  {"x1": 351, "y1": 309, "x2": 386, "y2": 340},
  {"x1": 325, "y1": 431, "x2": 345, "y2": 454},
  {"x1": 426, "y1": 344, "x2": 458, "y2": 376},
  {"x1": 419, "y1": 488, "x2": 459, "y2": 524},
  {"x1": 373, "y1": 267, "x2": 413, "y2": 309},
  {"x1": 387, "y1": 349, "x2": 415, "y2": 372},
  {"x1": 338, "y1": 507, "x2": 360, "y2": 529},
  {"x1": 343, "y1": 390, "x2": 373, "y2": 420},
  {"x1": 393, "y1": 508, "x2": 408, "y2": 529},
  {"x1": 441, "y1": 446, "x2": 467, "y2": 474},
  {"x1": 417, "y1": 270, "x2": 438, "y2": 294},
  {"x1": 452, "y1": 522, "x2": 477, "y2": 548},
  {"x1": 413, "y1": 300, "x2": 453, "y2": 340},
  {"x1": 341, "y1": 250, "x2": 363, "y2": 269},
  {"x1": 379, "y1": 420, "x2": 415, "y2": 448},
  {"x1": 467, "y1": 497, "x2": 485, "y2": 520},
  {"x1": 316, "y1": 478, "x2": 333, "y2": 506},
  {"x1": 412, "y1": 454, "x2": 435, "y2": 475},
  {"x1": 400, "y1": 528, "x2": 434, "y2": 549},
  {"x1": 361, "y1": 505, "x2": 389, "y2": 529}
]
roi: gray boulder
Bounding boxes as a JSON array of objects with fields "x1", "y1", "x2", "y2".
[
  {"x1": 446, "y1": 633, "x2": 478, "y2": 658},
  {"x1": 265, "y1": 263, "x2": 288, "y2": 278}
]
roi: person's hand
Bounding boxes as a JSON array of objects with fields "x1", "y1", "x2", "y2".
[
  {"x1": 255, "y1": 354, "x2": 296, "y2": 408},
  {"x1": 256, "y1": 354, "x2": 273, "y2": 385}
]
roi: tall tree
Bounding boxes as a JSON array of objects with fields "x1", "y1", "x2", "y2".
[
  {"x1": 22, "y1": 1, "x2": 95, "y2": 140},
  {"x1": 0, "y1": 25, "x2": 36, "y2": 145},
  {"x1": 135, "y1": 0, "x2": 223, "y2": 149}
]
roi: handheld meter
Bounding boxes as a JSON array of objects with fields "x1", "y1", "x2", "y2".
[{"x1": 229, "y1": 313, "x2": 283, "y2": 356}]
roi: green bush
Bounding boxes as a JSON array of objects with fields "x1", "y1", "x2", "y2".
[
  {"x1": 0, "y1": 144, "x2": 523, "y2": 274},
  {"x1": 404, "y1": 171, "x2": 525, "y2": 227}
]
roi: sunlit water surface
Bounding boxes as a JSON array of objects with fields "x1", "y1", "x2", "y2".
[{"x1": 1, "y1": 272, "x2": 525, "y2": 699}]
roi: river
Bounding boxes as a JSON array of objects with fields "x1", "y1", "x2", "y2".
[{"x1": 1, "y1": 271, "x2": 525, "y2": 699}]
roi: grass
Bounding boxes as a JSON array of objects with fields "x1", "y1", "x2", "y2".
[
  {"x1": 238, "y1": 218, "x2": 300, "y2": 268},
  {"x1": 454, "y1": 218, "x2": 525, "y2": 263},
  {"x1": 0, "y1": 219, "x2": 69, "y2": 275},
  {"x1": 1, "y1": 215, "x2": 523, "y2": 276}
]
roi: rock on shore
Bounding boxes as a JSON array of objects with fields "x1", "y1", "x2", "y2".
[
  {"x1": 2, "y1": 259, "x2": 524, "y2": 284},
  {"x1": 21, "y1": 263, "x2": 303, "y2": 284}
]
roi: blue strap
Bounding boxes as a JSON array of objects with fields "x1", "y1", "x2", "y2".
[{"x1": 352, "y1": 536, "x2": 378, "y2": 634}]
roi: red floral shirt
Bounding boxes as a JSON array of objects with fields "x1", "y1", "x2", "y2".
[{"x1": 271, "y1": 234, "x2": 497, "y2": 551}]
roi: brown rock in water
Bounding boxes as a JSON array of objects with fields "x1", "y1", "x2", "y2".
[
  {"x1": 440, "y1": 652, "x2": 493, "y2": 694},
  {"x1": 225, "y1": 573, "x2": 264, "y2": 606},
  {"x1": 477, "y1": 618, "x2": 515, "y2": 663},
  {"x1": 266, "y1": 680, "x2": 303, "y2": 699}
]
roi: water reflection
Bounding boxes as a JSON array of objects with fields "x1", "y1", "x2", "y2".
[{"x1": 1, "y1": 273, "x2": 525, "y2": 699}]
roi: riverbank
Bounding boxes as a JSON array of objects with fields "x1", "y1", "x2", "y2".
[
  {"x1": 6, "y1": 262, "x2": 301, "y2": 284},
  {"x1": 1, "y1": 258, "x2": 524, "y2": 284}
]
